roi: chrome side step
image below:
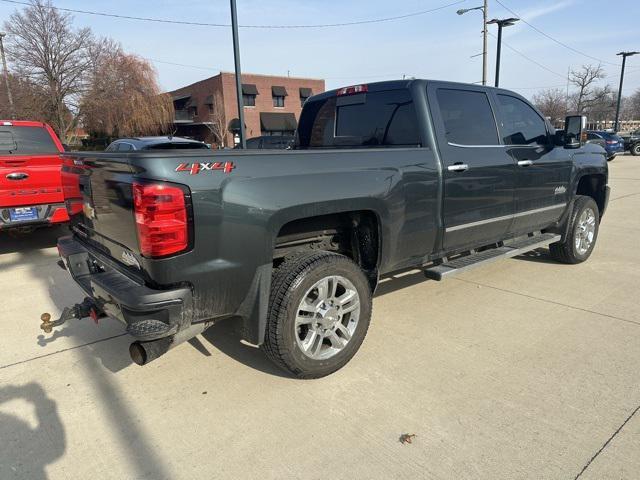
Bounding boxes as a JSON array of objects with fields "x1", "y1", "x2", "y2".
[{"x1": 423, "y1": 233, "x2": 561, "y2": 281}]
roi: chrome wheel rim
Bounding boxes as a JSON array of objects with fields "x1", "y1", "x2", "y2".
[
  {"x1": 295, "y1": 275, "x2": 360, "y2": 360},
  {"x1": 575, "y1": 207, "x2": 596, "y2": 255}
]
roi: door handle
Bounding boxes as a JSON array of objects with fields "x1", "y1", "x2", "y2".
[
  {"x1": 447, "y1": 163, "x2": 469, "y2": 172},
  {"x1": 517, "y1": 160, "x2": 533, "y2": 167}
]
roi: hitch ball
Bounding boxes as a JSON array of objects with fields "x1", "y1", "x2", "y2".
[{"x1": 40, "y1": 313, "x2": 53, "y2": 333}]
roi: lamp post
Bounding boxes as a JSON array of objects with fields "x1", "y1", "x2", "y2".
[
  {"x1": 613, "y1": 51, "x2": 638, "y2": 133},
  {"x1": 457, "y1": 1, "x2": 488, "y2": 86},
  {"x1": 486, "y1": 18, "x2": 519, "y2": 87},
  {"x1": 229, "y1": 0, "x2": 246, "y2": 149},
  {"x1": 0, "y1": 32, "x2": 15, "y2": 119}
]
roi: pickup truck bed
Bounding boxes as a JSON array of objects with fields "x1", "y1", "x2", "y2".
[{"x1": 49, "y1": 79, "x2": 610, "y2": 378}]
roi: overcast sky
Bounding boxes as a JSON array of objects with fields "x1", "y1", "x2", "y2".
[{"x1": 1, "y1": 0, "x2": 639, "y2": 99}]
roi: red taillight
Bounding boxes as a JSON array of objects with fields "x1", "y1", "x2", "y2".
[
  {"x1": 606, "y1": 140, "x2": 617, "y2": 144},
  {"x1": 336, "y1": 84, "x2": 368, "y2": 96},
  {"x1": 49, "y1": 207, "x2": 70, "y2": 224},
  {"x1": 132, "y1": 183, "x2": 190, "y2": 258}
]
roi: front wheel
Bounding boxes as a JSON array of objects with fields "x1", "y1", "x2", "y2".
[
  {"x1": 262, "y1": 251, "x2": 372, "y2": 378},
  {"x1": 549, "y1": 196, "x2": 600, "y2": 264},
  {"x1": 631, "y1": 143, "x2": 640, "y2": 156}
]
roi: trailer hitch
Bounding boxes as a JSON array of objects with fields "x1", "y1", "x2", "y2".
[{"x1": 40, "y1": 297, "x2": 104, "y2": 333}]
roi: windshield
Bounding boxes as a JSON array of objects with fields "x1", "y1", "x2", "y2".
[{"x1": 0, "y1": 126, "x2": 59, "y2": 155}]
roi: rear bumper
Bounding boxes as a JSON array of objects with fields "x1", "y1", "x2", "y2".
[
  {"x1": 0, "y1": 203, "x2": 69, "y2": 229},
  {"x1": 605, "y1": 147, "x2": 624, "y2": 157},
  {"x1": 57, "y1": 235, "x2": 193, "y2": 340}
]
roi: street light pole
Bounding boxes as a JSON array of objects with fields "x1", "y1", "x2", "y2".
[
  {"x1": 482, "y1": 0, "x2": 488, "y2": 86},
  {"x1": 229, "y1": 0, "x2": 246, "y2": 149},
  {"x1": 613, "y1": 51, "x2": 638, "y2": 133},
  {"x1": 457, "y1": 3, "x2": 488, "y2": 85},
  {"x1": 0, "y1": 32, "x2": 15, "y2": 119},
  {"x1": 487, "y1": 18, "x2": 519, "y2": 87}
]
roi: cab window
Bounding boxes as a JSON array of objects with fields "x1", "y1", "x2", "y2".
[
  {"x1": 497, "y1": 94, "x2": 548, "y2": 146},
  {"x1": 435, "y1": 89, "x2": 499, "y2": 146}
]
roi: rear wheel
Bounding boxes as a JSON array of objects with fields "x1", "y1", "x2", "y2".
[
  {"x1": 549, "y1": 196, "x2": 599, "y2": 264},
  {"x1": 262, "y1": 251, "x2": 372, "y2": 378},
  {"x1": 631, "y1": 143, "x2": 640, "y2": 156}
]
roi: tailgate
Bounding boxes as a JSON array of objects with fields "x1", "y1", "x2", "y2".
[
  {"x1": 67, "y1": 155, "x2": 141, "y2": 259},
  {"x1": 0, "y1": 154, "x2": 64, "y2": 207}
]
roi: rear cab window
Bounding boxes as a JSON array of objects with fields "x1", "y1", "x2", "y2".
[
  {"x1": 0, "y1": 126, "x2": 59, "y2": 155},
  {"x1": 296, "y1": 88, "x2": 422, "y2": 149}
]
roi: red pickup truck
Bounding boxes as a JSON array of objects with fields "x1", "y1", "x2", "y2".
[{"x1": 0, "y1": 120, "x2": 73, "y2": 232}]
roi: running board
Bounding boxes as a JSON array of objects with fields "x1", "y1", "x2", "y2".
[{"x1": 423, "y1": 233, "x2": 561, "y2": 281}]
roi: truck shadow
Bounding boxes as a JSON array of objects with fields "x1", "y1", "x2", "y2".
[
  {"x1": 200, "y1": 318, "x2": 292, "y2": 378},
  {"x1": 0, "y1": 383, "x2": 65, "y2": 480},
  {"x1": 0, "y1": 225, "x2": 68, "y2": 255},
  {"x1": 513, "y1": 248, "x2": 558, "y2": 265},
  {"x1": 375, "y1": 269, "x2": 432, "y2": 297},
  {"x1": 13, "y1": 243, "x2": 174, "y2": 479}
]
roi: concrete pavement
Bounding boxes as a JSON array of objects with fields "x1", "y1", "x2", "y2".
[{"x1": 1, "y1": 155, "x2": 639, "y2": 479}]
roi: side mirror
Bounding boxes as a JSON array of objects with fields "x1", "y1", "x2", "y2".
[{"x1": 564, "y1": 115, "x2": 586, "y2": 149}]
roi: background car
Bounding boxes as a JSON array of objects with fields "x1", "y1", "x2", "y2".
[
  {"x1": 105, "y1": 136, "x2": 210, "y2": 151},
  {"x1": 237, "y1": 135, "x2": 294, "y2": 150},
  {"x1": 620, "y1": 129, "x2": 640, "y2": 156},
  {"x1": 585, "y1": 130, "x2": 625, "y2": 161}
]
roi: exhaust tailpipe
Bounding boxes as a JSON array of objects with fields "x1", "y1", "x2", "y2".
[{"x1": 129, "y1": 321, "x2": 212, "y2": 366}]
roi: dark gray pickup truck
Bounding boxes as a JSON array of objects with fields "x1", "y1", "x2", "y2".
[{"x1": 45, "y1": 80, "x2": 610, "y2": 378}]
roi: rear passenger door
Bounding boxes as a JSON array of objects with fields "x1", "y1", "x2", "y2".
[
  {"x1": 428, "y1": 85, "x2": 516, "y2": 251},
  {"x1": 495, "y1": 93, "x2": 571, "y2": 234}
]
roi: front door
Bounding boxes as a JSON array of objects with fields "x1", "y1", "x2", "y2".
[
  {"x1": 494, "y1": 93, "x2": 571, "y2": 234},
  {"x1": 428, "y1": 85, "x2": 516, "y2": 251}
]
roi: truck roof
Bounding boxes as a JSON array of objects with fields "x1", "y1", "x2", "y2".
[
  {"x1": 314, "y1": 78, "x2": 525, "y2": 100},
  {"x1": 0, "y1": 120, "x2": 49, "y2": 128}
]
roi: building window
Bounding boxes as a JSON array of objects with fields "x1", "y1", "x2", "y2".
[
  {"x1": 299, "y1": 88, "x2": 312, "y2": 108},
  {"x1": 271, "y1": 86, "x2": 288, "y2": 108},
  {"x1": 243, "y1": 94, "x2": 256, "y2": 107}
]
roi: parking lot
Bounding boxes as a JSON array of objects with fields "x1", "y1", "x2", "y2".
[{"x1": 0, "y1": 154, "x2": 638, "y2": 480}]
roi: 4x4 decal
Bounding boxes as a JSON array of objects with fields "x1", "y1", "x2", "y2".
[{"x1": 176, "y1": 162, "x2": 235, "y2": 175}]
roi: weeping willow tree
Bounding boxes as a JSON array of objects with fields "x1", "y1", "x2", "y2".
[{"x1": 80, "y1": 50, "x2": 173, "y2": 138}]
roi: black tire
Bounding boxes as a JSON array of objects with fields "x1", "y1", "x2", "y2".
[
  {"x1": 549, "y1": 196, "x2": 600, "y2": 264},
  {"x1": 607, "y1": 155, "x2": 614, "y2": 162},
  {"x1": 262, "y1": 251, "x2": 372, "y2": 379},
  {"x1": 631, "y1": 143, "x2": 640, "y2": 156}
]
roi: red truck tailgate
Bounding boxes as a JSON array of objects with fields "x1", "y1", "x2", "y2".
[{"x1": 0, "y1": 154, "x2": 64, "y2": 207}]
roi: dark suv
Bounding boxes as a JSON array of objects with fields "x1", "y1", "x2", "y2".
[{"x1": 105, "y1": 136, "x2": 209, "y2": 152}]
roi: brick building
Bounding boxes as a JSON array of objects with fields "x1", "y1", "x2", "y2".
[{"x1": 167, "y1": 72, "x2": 325, "y2": 147}]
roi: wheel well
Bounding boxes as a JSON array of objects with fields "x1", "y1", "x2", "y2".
[
  {"x1": 576, "y1": 174, "x2": 607, "y2": 216},
  {"x1": 274, "y1": 211, "x2": 380, "y2": 289}
]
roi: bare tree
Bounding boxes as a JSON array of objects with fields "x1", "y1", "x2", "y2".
[
  {"x1": 568, "y1": 64, "x2": 609, "y2": 113},
  {"x1": 4, "y1": 0, "x2": 93, "y2": 140},
  {"x1": 0, "y1": 73, "x2": 47, "y2": 119},
  {"x1": 80, "y1": 50, "x2": 173, "y2": 137},
  {"x1": 532, "y1": 88, "x2": 567, "y2": 127},
  {"x1": 204, "y1": 93, "x2": 229, "y2": 147},
  {"x1": 622, "y1": 89, "x2": 640, "y2": 121}
]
